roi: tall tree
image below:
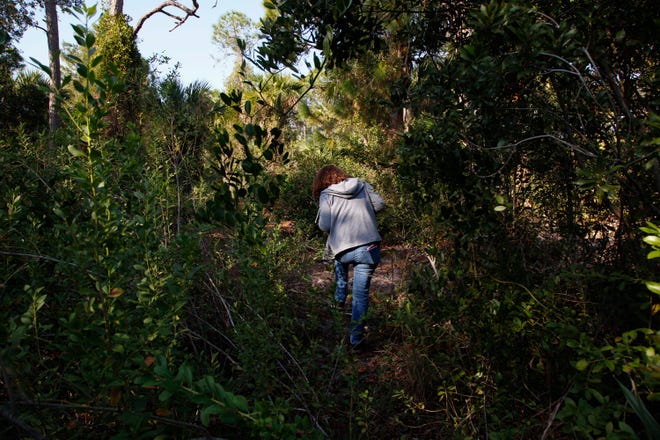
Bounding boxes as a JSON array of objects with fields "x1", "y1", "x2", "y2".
[
  {"x1": 35, "y1": 0, "x2": 201, "y2": 136},
  {"x1": 15, "y1": 1, "x2": 84, "y2": 135},
  {"x1": 94, "y1": 8, "x2": 145, "y2": 139},
  {"x1": 212, "y1": 11, "x2": 259, "y2": 87},
  {"x1": 44, "y1": 0, "x2": 61, "y2": 132},
  {"x1": 108, "y1": 0, "x2": 124, "y2": 17}
]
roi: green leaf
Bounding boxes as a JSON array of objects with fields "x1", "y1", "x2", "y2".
[
  {"x1": 322, "y1": 30, "x2": 332, "y2": 56},
  {"x1": 67, "y1": 145, "x2": 85, "y2": 157},
  {"x1": 85, "y1": 32, "x2": 96, "y2": 49},
  {"x1": 90, "y1": 55, "x2": 103, "y2": 68},
  {"x1": 234, "y1": 133, "x2": 247, "y2": 146},
  {"x1": 641, "y1": 224, "x2": 660, "y2": 234},
  {"x1": 618, "y1": 380, "x2": 660, "y2": 439},
  {"x1": 176, "y1": 364, "x2": 193, "y2": 386},
  {"x1": 574, "y1": 179, "x2": 593, "y2": 187},
  {"x1": 645, "y1": 281, "x2": 660, "y2": 295},
  {"x1": 599, "y1": 184, "x2": 619, "y2": 194},
  {"x1": 241, "y1": 159, "x2": 262, "y2": 175},
  {"x1": 71, "y1": 24, "x2": 86, "y2": 37},
  {"x1": 200, "y1": 404, "x2": 225, "y2": 426},
  {"x1": 77, "y1": 64, "x2": 89, "y2": 78},
  {"x1": 29, "y1": 57, "x2": 52, "y2": 76},
  {"x1": 642, "y1": 235, "x2": 660, "y2": 247},
  {"x1": 229, "y1": 394, "x2": 249, "y2": 413},
  {"x1": 262, "y1": 148, "x2": 273, "y2": 161},
  {"x1": 219, "y1": 92, "x2": 233, "y2": 107},
  {"x1": 73, "y1": 80, "x2": 86, "y2": 94},
  {"x1": 575, "y1": 359, "x2": 589, "y2": 371},
  {"x1": 86, "y1": 3, "x2": 97, "y2": 17},
  {"x1": 134, "y1": 376, "x2": 159, "y2": 387}
]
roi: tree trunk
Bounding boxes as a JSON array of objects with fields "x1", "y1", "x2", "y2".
[
  {"x1": 109, "y1": 0, "x2": 124, "y2": 16},
  {"x1": 45, "y1": 0, "x2": 61, "y2": 135}
]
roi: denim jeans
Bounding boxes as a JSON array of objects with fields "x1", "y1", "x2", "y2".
[{"x1": 334, "y1": 243, "x2": 381, "y2": 345}]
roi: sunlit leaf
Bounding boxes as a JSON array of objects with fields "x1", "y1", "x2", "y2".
[
  {"x1": 86, "y1": 3, "x2": 97, "y2": 17},
  {"x1": 645, "y1": 281, "x2": 660, "y2": 295},
  {"x1": 575, "y1": 359, "x2": 589, "y2": 371},
  {"x1": 108, "y1": 287, "x2": 124, "y2": 298},
  {"x1": 67, "y1": 145, "x2": 85, "y2": 157},
  {"x1": 642, "y1": 235, "x2": 660, "y2": 247}
]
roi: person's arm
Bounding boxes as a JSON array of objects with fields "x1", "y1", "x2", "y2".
[
  {"x1": 316, "y1": 194, "x2": 332, "y2": 232},
  {"x1": 364, "y1": 183, "x2": 385, "y2": 212}
]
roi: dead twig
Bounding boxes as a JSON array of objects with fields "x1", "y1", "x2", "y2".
[
  {"x1": 205, "y1": 273, "x2": 236, "y2": 329},
  {"x1": 541, "y1": 388, "x2": 571, "y2": 440}
]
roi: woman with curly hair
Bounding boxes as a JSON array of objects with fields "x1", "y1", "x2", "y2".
[{"x1": 313, "y1": 165, "x2": 384, "y2": 350}]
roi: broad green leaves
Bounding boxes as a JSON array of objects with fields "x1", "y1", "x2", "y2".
[
  {"x1": 641, "y1": 222, "x2": 660, "y2": 297},
  {"x1": 200, "y1": 89, "x2": 288, "y2": 243}
]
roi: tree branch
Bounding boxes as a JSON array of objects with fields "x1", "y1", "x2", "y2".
[
  {"x1": 133, "y1": 0, "x2": 200, "y2": 35},
  {"x1": 468, "y1": 133, "x2": 597, "y2": 158},
  {"x1": 0, "y1": 251, "x2": 78, "y2": 267}
]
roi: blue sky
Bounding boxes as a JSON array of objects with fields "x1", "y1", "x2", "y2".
[{"x1": 17, "y1": 1, "x2": 266, "y2": 90}]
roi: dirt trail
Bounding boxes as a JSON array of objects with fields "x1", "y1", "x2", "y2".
[
  {"x1": 283, "y1": 243, "x2": 434, "y2": 436},
  {"x1": 309, "y1": 244, "x2": 421, "y2": 295},
  {"x1": 307, "y1": 244, "x2": 426, "y2": 356}
]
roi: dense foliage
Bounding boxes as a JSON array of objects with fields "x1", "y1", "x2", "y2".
[{"x1": 1, "y1": 1, "x2": 659, "y2": 438}]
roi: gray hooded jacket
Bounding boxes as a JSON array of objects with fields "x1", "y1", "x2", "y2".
[{"x1": 316, "y1": 177, "x2": 384, "y2": 258}]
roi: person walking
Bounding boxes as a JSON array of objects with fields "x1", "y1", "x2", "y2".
[{"x1": 313, "y1": 165, "x2": 385, "y2": 350}]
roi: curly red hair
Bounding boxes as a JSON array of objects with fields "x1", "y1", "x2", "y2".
[{"x1": 312, "y1": 165, "x2": 349, "y2": 199}]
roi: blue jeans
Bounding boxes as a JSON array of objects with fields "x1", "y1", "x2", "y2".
[{"x1": 334, "y1": 243, "x2": 381, "y2": 345}]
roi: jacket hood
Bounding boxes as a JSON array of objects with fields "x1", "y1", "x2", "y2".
[{"x1": 323, "y1": 177, "x2": 364, "y2": 199}]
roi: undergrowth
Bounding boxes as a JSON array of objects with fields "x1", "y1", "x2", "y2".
[{"x1": 2, "y1": 5, "x2": 659, "y2": 439}]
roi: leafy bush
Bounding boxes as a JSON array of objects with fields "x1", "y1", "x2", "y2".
[{"x1": 1, "y1": 8, "x2": 320, "y2": 438}]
